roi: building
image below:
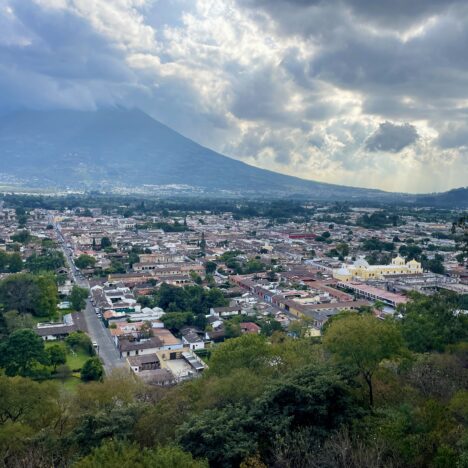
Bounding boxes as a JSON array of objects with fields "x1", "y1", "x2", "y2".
[
  {"x1": 333, "y1": 255, "x2": 422, "y2": 281},
  {"x1": 181, "y1": 327, "x2": 205, "y2": 350},
  {"x1": 127, "y1": 354, "x2": 160, "y2": 373},
  {"x1": 35, "y1": 313, "x2": 78, "y2": 340},
  {"x1": 240, "y1": 322, "x2": 261, "y2": 334},
  {"x1": 337, "y1": 281, "x2": 408, "y2": 308}
]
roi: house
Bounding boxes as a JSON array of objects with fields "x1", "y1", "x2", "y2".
[
  {"x1": 36, "y1": 323, "x2": 77, "y2": 341},
  {"x1": 118, "y1": 336, "x2": 164, "y2": 358},
  {"x1": 153, "y1": 328, "x2": 184, "y2": 350},
  {"x1": 205, "y1": 328, "x2": 226, "y2": 343},
  {"x1": 162, "y1": 275, "x2": 193, "y2": 286},
  {"x1": 210, "y1": 305, "x2": 245, "y2": 317},
  {"x1": 181, "y1": 327, "x2": 205, "y2": 350},
  {"x1": 127, "y1": 353, "x2": 160, "y2": 373},
  {"x1": 240, "y1": 322, "x2": 261, "y2": 334},
  {"x1": 127, "y1": 355, "x2": 176, "y2": 386},
  {"x1": 35, "y1": 313, "x2": 78, "y2": 340},
  {"x1": 155, "y1": 349, "x2": 207, "y2": 382}
]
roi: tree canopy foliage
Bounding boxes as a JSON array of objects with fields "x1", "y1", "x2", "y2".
[
  {"x1": 70, "y1": 285, "x2": 89, "y2": 311},
  {"x1": 399, "y1": 292, "x2": 468, "y2": 352},
  {"x1": 323, "y1": 313, "x2": 404, "y2": 406},
  {"x1": 0, "y1": 290, "x2": 466, "y2": 467},
  {"x1": 0, "y1": 272, "x2": 58, "y2": 318}
]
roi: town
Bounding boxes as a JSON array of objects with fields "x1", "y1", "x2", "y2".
[
  {"x1": 0, "y1": 194, "x2": 467, "y2": 466},
  {"x1": 0, "y1": 195, "x2": 466, "y2": 387}
]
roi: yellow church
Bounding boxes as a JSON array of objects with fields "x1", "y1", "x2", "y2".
[{"x1": 333, "y1": 255, "x2": 422, "y2": 282}]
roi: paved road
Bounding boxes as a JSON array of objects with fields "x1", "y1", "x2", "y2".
[
  {"x1": 54, "y1": 220, "x2": 124, "y2": 372},
  {"x1": 83, "y1": 299, "x2": 124, "y2": 372}
]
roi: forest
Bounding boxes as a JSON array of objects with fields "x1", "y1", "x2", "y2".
[{"x1": 0, "y1": 291, "x2": 466, "y2": 467}]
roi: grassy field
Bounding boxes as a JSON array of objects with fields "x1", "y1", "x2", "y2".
[
  {"x1": 45, "y1": 341, "x2": 91, "y2": 372},
  {"x1": 66, "y1": 348, "x2": 90, "y2": 372},
  {"x1": 44, "y1": 341, "x2": 93, "y2": 391}
]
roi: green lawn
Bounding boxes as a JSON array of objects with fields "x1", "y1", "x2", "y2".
[
  {"x1": 66, "y1": 348, "x2": 90, "y2": 372},
  {"x1": 44, "y1": 341, "x2": 93, "y2": 392},
  {"x1": 45, "y1": 341, "x2": 91, "y2": 371}
]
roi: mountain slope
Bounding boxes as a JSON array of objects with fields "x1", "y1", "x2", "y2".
[{"x1": 0, "y1": 108, "x2": 389, "y2": 199}]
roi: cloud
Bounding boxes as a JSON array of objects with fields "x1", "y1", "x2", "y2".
[
  {"x1": 0, "y1": 0, "x2": 467, "y2": 193},
  {"x1": 365, "y1": 122, "x2": 419, "y2": 152},
  {"x1": 237, "y1": 0, "x2": 464, "y2": 32},
  {"x1": 0, "y1": 2, "x2": 145, "y2": 112},
  {"x1": 437, "y1": 124, "x2": 468, "y2": 149}
]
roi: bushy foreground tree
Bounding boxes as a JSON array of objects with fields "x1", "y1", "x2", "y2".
[{"x1": 323, "y1": 313, "x2": 404, "y2": 406}]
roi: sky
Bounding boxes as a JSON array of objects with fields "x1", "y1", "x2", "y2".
[{"x1": 1, "y1": 0, "x2": 467, "y2": 193}]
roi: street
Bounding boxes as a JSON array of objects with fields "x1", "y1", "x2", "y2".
[
  {"x1": 83, "y1": 299, "x2": 124, "y2": 372},
  {"x1": 54, "y1": 219, "x2": 124, "y2": 372}
]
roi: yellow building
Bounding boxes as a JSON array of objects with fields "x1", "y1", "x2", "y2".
[{"x1": 333, "y1": 255, "x2": 422, "y2": 282}]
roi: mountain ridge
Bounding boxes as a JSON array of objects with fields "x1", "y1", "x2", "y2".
[{"x1": 0, "y1": 108, "x2": 465, "y2": 206}]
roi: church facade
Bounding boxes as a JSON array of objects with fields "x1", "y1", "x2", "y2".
[{"x1": 333, "y1": 255, "x2": 423, "y2": 282}]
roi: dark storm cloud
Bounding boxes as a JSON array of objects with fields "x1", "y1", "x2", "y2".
[
  {"x1": 0, "y1": 0, "x2": 466, "y2": 191},
  {"x1": 230, "y1": 67, "x2": 290, "y2": 122},
  {"x1": 237, "y1": 0, "x2": 463, "y2": 30},
  {"x1": 365, "y1": 122, "x2": 419, "y2": 153},
  {"x1": 0, "y1": 3, "x2": 140, "y2": 112},
  {"x1": 238, "y1": 0, "x2": 468, "y2": 125},
  {"x1": 437, "y1": 125, "x2": 468, "y2": 149}
]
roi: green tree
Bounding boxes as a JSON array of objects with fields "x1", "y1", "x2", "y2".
[
  {"x1": 108, "y1": 258, "x2": 125, "y2": 274},
  {"x1": 199, "y1": 232, "x2": 206, "y2": 255},
  {"x1": 81, "y1": 357, "x2": 104, "y2": 382},
  {"x1": 0, "y1": 329, "x2": 50, "y2": 377},
  {"x1": 128, "y1": 252, "x2": 140, "y2": 267},
  {"x1": 35, "y1": 273, "x2": 59, "y2": 318},
  {"x1": 8, "y1": 253, "x2": 23, "y2": 273},
  {"x1": 70, "y1": 404, "x2": 142, "y2": 455},
  {"x1": 161, "y1": 312, "x2": 193, "y2": 333},
  {"x1": 75, "y1": 254, "x2": 97, "y2": 269},
  {"x1": 336, "y1": 242, "x2": 350, "y2": 257},
  {"x1": 225, "y1": 320, "x2": 241, "y2": 338},
  {"x1": 399, "y1": 244, "x2": 422, "y2": 261},
  {"x1": 190, "y1": 271, "x2": 203, "y2": 285},
  {"x1": 399, "y1": 292, "x2": 468, "y2": 352},
  {"x1": 2, "y1": 310, "x2": 34, "y2": 334},
  {"x1": 0, "y1": 251, "x2": 8, "y2": 272},
  {"x1": 0, "y1": 272, "x2": 57, "y2": 317},
  {"x1": 100, "y1": 237, "x2": 112, "y2": 249},
  {"x1": 0, "y1": 374, "x2": 60, "y2": 426},
  {"x1": 15, "y1": 207, "x2": 28, "y2": 227},
  {"x1": 26, "y1": 251, "x2": 65, "y2": 273},
  {"x1": 323, "y1": 314, "x2": 404, "y2": 406},
  {"x1": 11, "y1": 230, "x2": 31, "y2": 244},
  {"x1": 205, "y1": 261, "x2": 217, "y2": 275},
  {"x1": 253, "y1": 364, "x2": 359, "y2": 444},
  {"x1": 70, "y1": 285, "x2": 89, "y2": 311},
  {"x1": 260, "y1": 318, "x2": 283, "y2": 336},
  {"x1": 76, "y1": 441, "x2": 207, "y2": 468},
  {"x1": 266, "y1": 270, "x2": 277, "y2": 282},
  {"x1": 47, "y1": 343, "x2": 67, "y2": 371},
  {"x1": 66, "y1": 331, "x2": 94, "y2": 354},
  {"x1": 421, "y1": 254, "x2": 445, "y2": 274},
  {"x1": 178, "y1": 404, "x2": 257, "y2": 467},
  {"x1": 208, "y1": 334, "x2": 273, "y2": 378}
]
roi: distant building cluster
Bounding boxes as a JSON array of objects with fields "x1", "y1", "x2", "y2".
[{"x1": 0, "y1": 198, "x2": 466, "y2": 386}]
